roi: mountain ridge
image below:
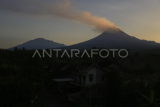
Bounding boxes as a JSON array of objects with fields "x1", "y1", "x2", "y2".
[
  {"x1": 8, "y1": 38, "x2": 65, "y2": 50},
  {"x1": 59, "y1": 28, "x2": 160, "y2": 50},
  {"x1": 8, "y1": 28, "x2": 160, "y2": 51}
]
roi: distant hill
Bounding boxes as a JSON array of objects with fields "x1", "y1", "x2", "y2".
[
  {"x1": 8, "y1": 38, "x2": 65, "y2": 50},
  {"x1": 8, "y1": 28, "x2": 160, "y2": 52},
  {"x1": 60, "y1": 28, "x2": 160, "y2": 51}
]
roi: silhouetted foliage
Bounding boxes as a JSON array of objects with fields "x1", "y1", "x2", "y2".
[{"x1": 0, "y1": 49, "x2": 160, "y2": 107}]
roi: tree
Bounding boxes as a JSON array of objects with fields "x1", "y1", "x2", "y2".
[
  {"x1": 105, "y1": 70, "x2": 122, "y2": 106},
  {"x1": 14, "y1": 47, "x2": 18, "y2": 51},
  {"x1": 22, "y1": 47, "x2": 25, "y2": 51},
  {"x1": 140, "y1": 90, "x2": 160, "y2": 107}
]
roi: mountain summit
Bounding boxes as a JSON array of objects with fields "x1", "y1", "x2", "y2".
[
  {"x1": 62, "y1": 29, "x2": 160, "y2": 50},
  {"x1": 8, "y1": 28, "x2": 160, "y2": 51},
  {"x1": 8, "y1": 38, "x2": 65, "y2": 50}
]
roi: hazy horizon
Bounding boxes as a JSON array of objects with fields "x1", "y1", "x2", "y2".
[{"x1": 0, "y1": 0, "x2": 160, "y2": 49}]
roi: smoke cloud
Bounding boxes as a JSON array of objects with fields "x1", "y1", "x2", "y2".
[{"x1": 0, "y1": 0, "x2": 119, "y2": 32}]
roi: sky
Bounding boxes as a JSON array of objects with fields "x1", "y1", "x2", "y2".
[{"x1": 0, "y1": 0, "x2": 160, "y2": 49}]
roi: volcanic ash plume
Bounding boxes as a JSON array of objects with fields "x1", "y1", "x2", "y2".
[{"x1": 0, "y1": 0, "x2": 120, "y2": 32}]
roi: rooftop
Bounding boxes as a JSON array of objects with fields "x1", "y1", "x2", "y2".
[{"x1": 53, "y1": 78, "x2": 74, "y2": 82}]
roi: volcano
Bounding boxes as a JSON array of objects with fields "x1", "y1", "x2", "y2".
[
  {"x1": 8, "y1": 28, "x2": 160, "y2": 51},
  {"x1": 61, "y1": 28, "x2": 160, "y2": 51}
]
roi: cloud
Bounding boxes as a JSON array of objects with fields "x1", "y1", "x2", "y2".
[{"x1": 0, "y1": 0, "x2": 119, "y2": 32}]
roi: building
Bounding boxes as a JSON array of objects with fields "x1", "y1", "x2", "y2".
[
  {"x1": 72, "y1": 63, "x2": 108, "y2": 86},
  {"x1": 52, "y1": 62, "x2": 116, "y2": 100}
]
